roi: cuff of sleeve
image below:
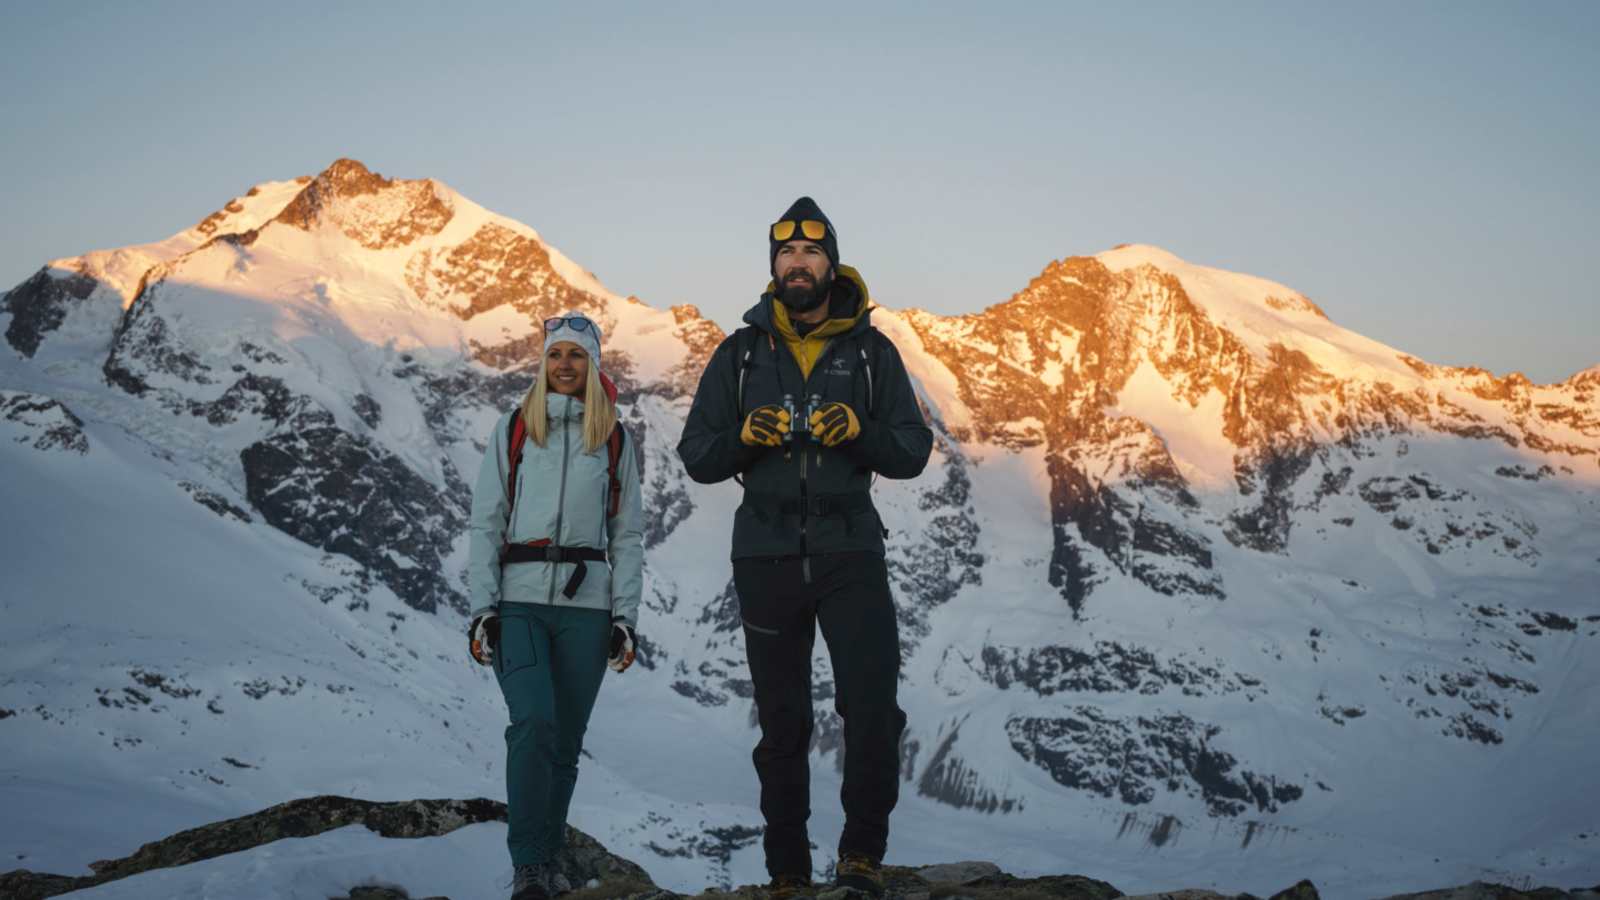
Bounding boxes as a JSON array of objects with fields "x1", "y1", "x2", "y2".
[
  {"x1": 729, "y1": 427, "x2": 762, "y2": 465},
  {"x1": 842, "y1": 417, "x2": 883, "y2": 466}
]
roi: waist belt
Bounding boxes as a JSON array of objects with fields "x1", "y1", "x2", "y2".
[{"x1": 499, "y1": 539, "x2": 608, "y2": 599}]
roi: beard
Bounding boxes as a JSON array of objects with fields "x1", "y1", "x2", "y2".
[{"x1": 775, "y1": 266, "x2": 833, "y2": 314}]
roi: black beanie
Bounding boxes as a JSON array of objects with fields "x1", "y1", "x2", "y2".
[{"x1": 769, "y1": 196, "x2": 839, "y2": 274}]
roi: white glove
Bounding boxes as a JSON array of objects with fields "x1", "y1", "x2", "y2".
[
  {"x1": 469, "y1": 613, "x2": 499, "y2": 666},
  {"x1": 607, "y1": 620, "x2": 636, "y2": 673}
]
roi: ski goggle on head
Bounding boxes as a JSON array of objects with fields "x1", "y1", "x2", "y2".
[
  {"x1": 770, "y1": 219, "x2": 828, "y2": 242},
  {"x1": 544, "y1": 316, "x2": 596, "y2": 334}
]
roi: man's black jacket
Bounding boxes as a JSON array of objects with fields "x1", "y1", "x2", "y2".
[{"x1": 676, "y1": 268, "x2": 933, "y2": 560}]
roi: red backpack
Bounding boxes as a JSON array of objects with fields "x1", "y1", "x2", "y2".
[{"x1": 505, "y1": 370, "x2": 627, "y2": 519}]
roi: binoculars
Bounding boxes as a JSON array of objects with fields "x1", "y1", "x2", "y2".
[{"x1": 781, "y1": 393, "x2": 824, "y2": 445}]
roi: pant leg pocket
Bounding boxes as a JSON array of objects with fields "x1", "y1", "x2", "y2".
[
  {"x1": 496, "y1": 617, "x2": 539, "y2": 680},
  {"x1": 741, "y1": 617, "x2": 781, "y2": 637},
  {"x1": 733, "y1": 561, "x2": 784, "y2": 638}
]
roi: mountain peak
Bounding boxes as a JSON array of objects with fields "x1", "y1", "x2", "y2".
[{"x1": 273, "y1": 158, "x2": 454, "y2": 249}]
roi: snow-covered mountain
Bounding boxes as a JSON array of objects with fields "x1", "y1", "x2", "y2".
[{"x1": 3, "y1": 159, "x2": 1596, "y2": 899}]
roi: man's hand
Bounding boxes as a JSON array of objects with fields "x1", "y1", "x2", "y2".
[
  {"x1": 468, "y1": 613, "x2": 499, "y2": 666},
  {"x1": 808, "y1": 402, "x2": 861, "y2": 447},
  {"x1": 608, "y1": 620, "x2": 637, "y2": 673},
  {"x1": 740, "y1": 405, "x2": 790, "y2": 447}
]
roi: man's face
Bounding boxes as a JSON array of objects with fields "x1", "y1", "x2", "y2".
[{"x1": 773, "y1": 240, "x2": 832, "y2": 310}]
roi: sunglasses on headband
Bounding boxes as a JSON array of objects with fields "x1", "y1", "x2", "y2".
[
  {"x1": 771, "y1": 219, "x2": 828, "y2": 242},
  {"x1": 544, "y1": 316, "x2": 595, "y2": 334}
]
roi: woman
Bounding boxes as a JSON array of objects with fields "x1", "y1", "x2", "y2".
[{"x1": 465, "y1": 311, "x2": 644, "y2": 900}]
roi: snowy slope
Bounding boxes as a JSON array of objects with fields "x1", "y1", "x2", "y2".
[{"x1": 3, "y1": 160, "x2": 1598, "y2": 899}]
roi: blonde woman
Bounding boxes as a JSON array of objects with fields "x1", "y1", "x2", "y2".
[{"x1": 466, "y1": 311, "x2": 643, "y2": 900}]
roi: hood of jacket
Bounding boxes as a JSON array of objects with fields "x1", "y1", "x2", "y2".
[
  {"x1": 744, "y1": 264, "x2": 874, "y2": 338},
  {"x1": 743, "y1": 265, "x2": 874, "y2": 379},
  {"x1": 545, "y1": 392, "x2": 587, "y2": 425}
]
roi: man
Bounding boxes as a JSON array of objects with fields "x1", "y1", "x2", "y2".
[{"x1": 677, "y1": 197, "x2": 933, "y2": 898}]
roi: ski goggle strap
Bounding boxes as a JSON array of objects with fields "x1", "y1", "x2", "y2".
[
  {"x1": 771, "y1": 219, "x2": 828, "y2": 242},
  {"x1": 543, "y1": 316, "x2": 595, "y2": 334}
]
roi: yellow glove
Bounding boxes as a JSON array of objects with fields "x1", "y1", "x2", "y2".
[
  {"x1": 741, "y1": 405, "x2": 791, "y2": 447},
  {"x1": 809, "y1": 402, "x2": 860, "y2": 447}
]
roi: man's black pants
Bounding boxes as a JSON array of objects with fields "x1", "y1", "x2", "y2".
[{"x1": 733, "y1": 551, "x2": 907, "y2": 878}]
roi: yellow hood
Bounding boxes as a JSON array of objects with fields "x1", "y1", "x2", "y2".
[{"x1": 767, "y1": 265, "x2": 872, "y2": 380}]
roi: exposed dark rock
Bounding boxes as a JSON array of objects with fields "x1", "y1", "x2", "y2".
[
  {"x1": 1225, "y1": 441, "x2": 1315, "y2": 553},
  {"x1": 1531, "y1": 612, "x2": 1577, "y2": 632},
  {"x1": 918, "y1": 719, "x2": 1025, "y2": 813},
  {"x1": 976, "y1": 641, "x2": 1263, "y2": 699},
  {"x1": 187, "y1": 373, "x2": 298, "y2": 426},
  {"x1": 1, "y1": 392, "x2": 89, "y2": 454},
  {"x1": 353, "y1": 392, "x2": 383, "y2": 429},
  {"x1": 1393, "y1": 661, "x2": 1540, "y2": 744},
  {"x1": 3, "y1": 266, "x2": 99, "y2": 356},
  {"x1": 640, "y1": 816, "x2": 764, "y2": 888},
  {"x1": 178, "y1": 481, "x2": 253, "y2": 522},
  {"x1": 103, "y1": 279, "x2": 216, "y2": 398},
  {"x1": 1007, "y1": 709, "x2": 1303, "y2": 817},
  {"x1": 670, "y1": 679, "x2": 728, "y2": 707},
  {"x1": 276, "y1": 159, "x2": 454, "y2": 250},
  {"x1": 241, "y1": 416, "x2": 466, "y2": 614},
  {"x1": 1046, "y1": 427, "x2": 1220, "y2": 613},
  {"x1": 890, "y1": 446, "x2": 985, "y2": 646}
]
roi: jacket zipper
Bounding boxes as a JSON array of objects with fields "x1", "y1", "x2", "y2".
[
  {"x1": 799, "y1": 429, "x2": 810, "y2": 583},
  {"x1": 799, "y1": 340, "x2": 831, "y2": 585},
  {"x1": 550, "y1": 396, "x2": 572, "y2": 604}
]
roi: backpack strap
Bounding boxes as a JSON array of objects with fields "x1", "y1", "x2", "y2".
[
  {"x1": 605, "y1": 422, "x2": 627, "y2": 519},
  {"x1": 509, "y1": 405, "x2": 629, "y2": 523},
  {"x1": 733, "y1": 326, "x2": 767, "y2": 488},
  {"x1": 505, "y1": 411, "x2": 528, "y2": 513},
  {"x1": 855, "y1": 330, "x2": 878, "y2": 419},
  {"x1": 734, "y1": 325, "x2": 763, "y2": 416}
]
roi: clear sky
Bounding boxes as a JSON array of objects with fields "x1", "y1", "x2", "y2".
[{"x1": 2, "y1": 2, "x2": 1596, "y2": 382}]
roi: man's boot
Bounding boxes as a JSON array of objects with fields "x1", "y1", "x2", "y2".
[{"x1": 834, "y1": 853, "x2": 885, "y2": 897}]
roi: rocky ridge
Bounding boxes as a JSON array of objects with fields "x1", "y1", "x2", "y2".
[{"x1": 2, "y1": 797, "x2": 1592, "y2": 900}]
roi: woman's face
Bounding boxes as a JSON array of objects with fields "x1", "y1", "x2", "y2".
[{"x1": 546, "y1": 341, "x2": 589, "y2": 396}]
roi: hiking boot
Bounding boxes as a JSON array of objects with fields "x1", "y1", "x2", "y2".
[
  {"x1": 834, "y1": 853, "x2": 885, "y2": 897},
  {"x1": 545, "y1": 865, "x2": 574, "y2": 897},
  {"x1": 767, "y1": 873, "x2": 816, "y2": 899},
  {"x1": 512, "y1": 864, "x2": 550, "y2": 900}
]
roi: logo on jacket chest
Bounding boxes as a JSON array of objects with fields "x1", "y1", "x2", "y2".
[{"x1": 822, "y1": 357, "x2": 853, "y2": 379}]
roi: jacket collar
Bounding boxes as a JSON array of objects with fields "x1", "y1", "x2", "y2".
[{"x1": 546, "y1": 392, "x2": 585, "y2": 423}]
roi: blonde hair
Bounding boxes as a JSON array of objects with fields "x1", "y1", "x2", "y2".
[{"x1": 519, "y1": 358, "x2": 617, "y2": 454}]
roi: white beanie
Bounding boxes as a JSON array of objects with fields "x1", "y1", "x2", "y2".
[{"x1": 543, "y1": 311, "x2": 602, "y2": 365}]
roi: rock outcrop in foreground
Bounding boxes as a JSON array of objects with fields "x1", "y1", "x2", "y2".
[{"x1": 1, "y1": 797, "x2": 1592, "y2": 900}]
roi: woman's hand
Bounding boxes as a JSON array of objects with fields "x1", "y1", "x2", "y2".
[
  {"x1": 469, "y1": 613, "x2": 499, "y2": 666},
  {"x1": 608, "y1": 619, "x2": 637, "y2": 673}
]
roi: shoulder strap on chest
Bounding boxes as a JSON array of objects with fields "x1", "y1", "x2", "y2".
[
  {"x1": 854, "y1": 328, "x2": 881, "y2": 418},
  {"x1": 734, "y1": 325, "x2": 768, "y2": 415},
  {"x1": 605, "y1": 422, "x2": 627, "y2": 519},
  {"x1": 505, "y1": 411, "x2": 528, "y2": 511}
]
